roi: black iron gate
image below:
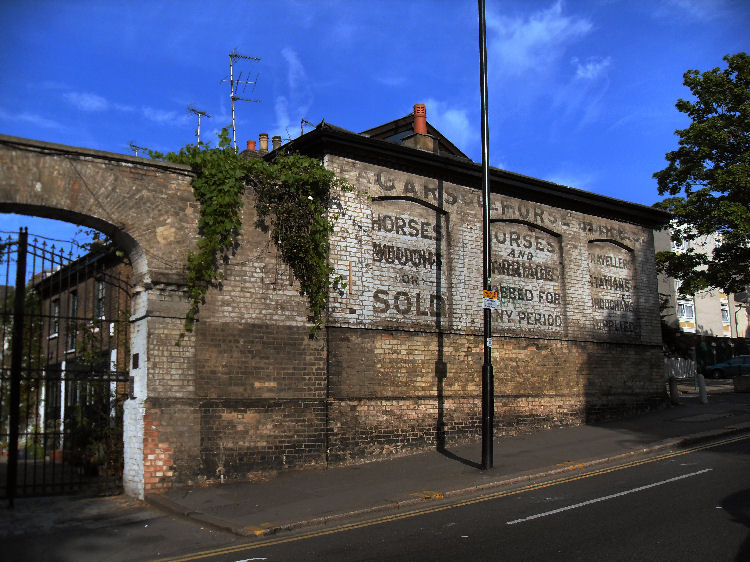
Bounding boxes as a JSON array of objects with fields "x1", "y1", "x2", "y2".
[{"x1": 1, "y1": 228, "x2": 131, "y2": 504}]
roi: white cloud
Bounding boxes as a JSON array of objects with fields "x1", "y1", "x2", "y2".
[
  {"x1": 548, "y1": 54, "x2": 611, "y2": 130},
  {"x1": 545, "y1": 169, "x2": 596, "y2": 189},
  {"x1": 655, "y1": 0, "x2": 729, "y2": 20},
  {"x1": 141, "y1": 106, "x2": 189, "y2": 126},
  {"x1": 423, "y1": 99, "x2": 476, "y2": 154},
  {"x1": 572, "y1": 56, "x2": 611, "y2": 80},
  {"x1": 282, "y1": 47, "x2": 311, "y2": 105},
  {"x1": 64, "y1": 91, "x2": 109, "y2": 112},
  {"x1": 63, "y1": 91, "x2": 137, "y2": 115},
  {"x1": 113, "y1": 103, "x2": 136, "y2": 112},
  {"x1": 0, "y1": 107, "x2": 63, "y2": 129},
  {"x1": 274, "y1": 96, "x2": 291, "y2": 138},
  {"x1": 273, "y1": 47, "x2": 313, "y2": 138},
  {"x1": 486, "y1": 1, "x2": 593, "y2": 75}
]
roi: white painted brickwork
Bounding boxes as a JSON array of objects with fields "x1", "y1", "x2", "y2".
[{"x1": 326, "y1": 156, "x2": 661, "y2": 346}]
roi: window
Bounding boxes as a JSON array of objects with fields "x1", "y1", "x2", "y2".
[
  {"x1": 721, "y1": 302, "x2": 730, "y2": 324},
  {"x1": 67, "y1": 290, "x2": 78, "y2": 351},
  {"x1": 51, "y1": 298, "x2": 60, "y2": 335},
  {"x1": 677, "y1": 299, "x2": 694, "y2": 320},
  {"x1": 95, "y1": 280, "x2": 106, "y2": 318},
  {"x1": 671, "y1": 237, "x2": 688, "y2": 253}
]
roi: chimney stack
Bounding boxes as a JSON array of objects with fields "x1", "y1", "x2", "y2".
[
  {"x1": 402, "y1": 103, "x2": 437, "y2": 153},
  {"x1": 247, "y1": 140, "x2": 256, "y2": 151},
  {"x1": 259, "y1": 133, "x2": 269, "y2": 154},
  {"x1": 272, "y1": 135, "x2": 282, "y2": 151},
  {"x1": 413, "y1": 103, "x2": 427, "y2": 134}
]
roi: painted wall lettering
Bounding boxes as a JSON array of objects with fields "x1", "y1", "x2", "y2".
[
  {"x1": 491, "y1": 259, "x2": 559, "y2": 281},
  {"x1": 372, "y1": 289, "x2": 446, "y2": 318},
  {"x1": 371, "y1": 213, "x2": 441, "y2": 240},
  {"x1": 367, "y1": 198, "x2": 450, "y2": 327},
  {"x1": 490, "y1": 222, "x2": 565, "y2": 335},
  {"x1": 588, "y1": 241, "x2": 638, "y2": 339},
  {"x1": 361, "y1": 166, "x2": 647, "y2": 246},
  {"x1": 328, "y1": 159, "x2": 657, "y2": 343},
  {"x1": 372, "y1": 242, "x2": 439, "y2": 270}
]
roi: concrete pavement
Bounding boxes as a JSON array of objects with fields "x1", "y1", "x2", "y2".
[{"x1": 146, "y1": 379, "x2": 750, "y2": 538}]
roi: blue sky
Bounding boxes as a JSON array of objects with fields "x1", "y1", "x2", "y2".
[{"x1": 1, "y1": 0, "x2": 748, "y2": 245}]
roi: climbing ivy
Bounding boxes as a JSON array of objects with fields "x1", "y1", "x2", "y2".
[
  {"x1": 149, "y1": 127, "x2": 349, "y2": 336},
  {"x1": 250, "y1": 152, "x2": 350, "y2": 334}
]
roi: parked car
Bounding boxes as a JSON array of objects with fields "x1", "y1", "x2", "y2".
[{"x1": 704, "y1": 355, "x2": 750, "y2": 378}]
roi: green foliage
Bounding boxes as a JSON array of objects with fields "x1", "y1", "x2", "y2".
[
  {"x1": 149, "y1": 128, "x2": 249, "y2": 332},
  {"x1": 250, "y1": 153, "x2": 351, "y2": 334},
  {"x1": 0, "y1": 285, "x2": 44, "y2": 436},
  {"x1": 653, "y1": 52, "x2": 750, "y2": 295},
  {"x1": 150, "y1": 127, "x2": 349, "y2": 335}
]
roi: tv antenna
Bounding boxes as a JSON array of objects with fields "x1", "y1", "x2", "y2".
[
  {"x1": 221, "y1": 49, "x2": 260, "y2": 151},
  {"x1": 187, "y1": 105, "x2": 212, "y2": 144},
  {"x1": 300, "y1": 118, "x2": 316, "y2": 136},
  {"x1": 128, "y1": 142, "x2": 149, "y2": 157}
]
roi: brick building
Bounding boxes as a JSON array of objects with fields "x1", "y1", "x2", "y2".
[
  {"x1": 0, "y1": 109, "x2": 674, "y2": 496},
  {"x1": 33, "y1": 248, "x2": 131, "y2": 479},
  {"x1": 187, "y1": 104, "x2": 672, "y2": 481}
]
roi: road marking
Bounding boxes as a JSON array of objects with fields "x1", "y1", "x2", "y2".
[
  {"x1": 155, "y1": 433, "x2": 749, "y2": 562},
  {"x1": 506, "y1": 468, "x2": 712, "y2": 525}
]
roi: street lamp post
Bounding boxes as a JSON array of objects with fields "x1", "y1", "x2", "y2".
[{"x1": 478, "y1": 0, "x2": 494, "y2": 470}]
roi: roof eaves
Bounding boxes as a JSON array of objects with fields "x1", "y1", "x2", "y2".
[{"x1": 284, "y1": 126, "x2": 671, "y2": 228}]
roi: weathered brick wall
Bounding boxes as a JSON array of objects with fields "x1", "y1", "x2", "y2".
[
  {"x1": 192, "y1": 197, "x2": 328, "y2": 478},
  {"x1": 0, "y1": 137, "x2": 204, "y2": 497},
  {"x1": 186, "y1": 153, "x2": 667, "y2": 475},
  {"x1": 327, "y1": 327, "x2": 664, "y2": 461},
  {"x1": 324, "y1": 155, "x2": 666, "y2": 461},
  {"x1": 141, "y1": 398, "x2": 199, "y2": 492},
  {"x1": 0, "y1": 137, "x2": 199, "y2": 286}
]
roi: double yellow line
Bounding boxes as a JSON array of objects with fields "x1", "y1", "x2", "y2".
[{"x1": 157, "y1": 433, "x2": 749, "y2": 561}]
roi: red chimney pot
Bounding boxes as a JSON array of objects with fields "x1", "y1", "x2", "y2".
[
  {"x1": 247, "y1": 140, "x2": 256, "y2": 151},
  {"x1": 413, "y1": 103, "x2": 427, "y2": 134}
]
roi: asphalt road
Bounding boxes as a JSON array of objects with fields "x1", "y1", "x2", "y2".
[
  {"x1": 2, "y1": 434, "x2": 748, "y2": 561},
  {"x1": 165, "y1": 434, "x2": 750, "y2": 562}
]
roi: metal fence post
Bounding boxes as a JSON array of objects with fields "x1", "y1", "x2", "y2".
[{"x1": 7, "y1": 228, "x2": 28, "y2": 508}]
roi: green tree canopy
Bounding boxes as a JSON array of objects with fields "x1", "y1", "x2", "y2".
[{"x1": 653, "y1": 52, "x2": 750, "y2": 296}]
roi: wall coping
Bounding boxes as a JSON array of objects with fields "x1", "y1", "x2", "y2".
[{"x1": 0, "y1": 134, "x2": 194, "y2": 176}]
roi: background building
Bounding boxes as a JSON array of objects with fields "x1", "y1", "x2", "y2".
[{"x1": 654, "y1": 229, "x2": 749, "y2": 339}]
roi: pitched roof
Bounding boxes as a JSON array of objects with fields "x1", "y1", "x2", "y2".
[
  {"x1": 360, "y1": 112, "x2": 470, "y2": 160},
  {"x1": 279, "y1": 122, "x2": 670, "y2": 229}
]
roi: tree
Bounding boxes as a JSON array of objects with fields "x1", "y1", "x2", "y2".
[{"x1": 653, "y1": 52, "x2": 750, "y2": 296}]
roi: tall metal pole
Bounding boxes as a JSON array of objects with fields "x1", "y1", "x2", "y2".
[
  {"x1": 478, "y1": 0, "x2": 494, "y2": 470},
  {"x1": 229, "y1": 53, "x2": 237, "y2": 152},
  {"x1": 7, "y1": 228, "x2": 28, "y2": 507}
]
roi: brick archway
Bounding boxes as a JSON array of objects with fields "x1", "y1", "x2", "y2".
[{"x1": 0, "y1": 134, "x2": 200, "y2": 498}]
